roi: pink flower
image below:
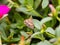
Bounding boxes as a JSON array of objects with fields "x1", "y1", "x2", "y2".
[{"x1": 0, "y1": 5, "x2": 10, "y2": 19}]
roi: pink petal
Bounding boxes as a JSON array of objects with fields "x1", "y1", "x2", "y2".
[
  {"x1": 0, "y1": 5, "x2": 10, "y2": 19},
  {"x1": 0, "y1": 14, "x2": 3, "y2": 19}
]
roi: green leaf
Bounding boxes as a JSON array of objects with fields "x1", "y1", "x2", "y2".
[
  {"x1": 19, "y1": 0, "x2": 34, "y2": 7},
  {"x1": 27, "y1": 0, "x2": 34, "y2": 7},
  {"x1": 45, "y1": 32, "x2": 55, "y2": 38},
  {"x1": 14, "y1": 12, "x2": 24, "y2": 22},
  {"x1": 33, "y1": 17, "x2": 52, "y2": 30},
  {"x1": 16, "y1": 22, "x2": 25, "y2": 29},
  {"x1": 0, "y1": 26, "x2": 7, "y2": 41},
  {"x1": 20, "y1": 31, "x2": 29, "y2": 38},
  {"x1": 56, "y1": 5, "x2": 60, "y2": 11},
  {"x1": 14, "y1": 13, "x2": 25, "y2": 29},
  {"x1": 52, "y1": 0, "x2": 58, "y2": 6},
  {"x1": 37, "y1": 40, "x2": 53, "y2": 45},
  {"x1": 34, "y1": 0, "x2": 41, "y2": 9},
  {"x1": 40, "y1": 17, "x2": 52, "y2": 26},
  {"x1": 55, "y1": 25, "x2": 60, "y2": 38},
  {"x1": 46, "y1": 27, "x2": 55, "y2": 35},
  {"x1": 0, "y1": 22, "x2": 12, "y2": 42},
  {"x1": 16, "y1": 6, "x2": 33, "y2": 15},
  {"x1": 49, "y1": 38, "x2": 57, "y2": 43},
  {"x1": 10, "y1": 24, "x2": 17, "y2": 28},
  {"x1": 11, "y1": 38, "x2": 20, "y2": 42},
  {"x1": 18, "y1": 0, "x2": 25, "y2": 4},
  {"x1": 31, "y1": 32, "x2": 45, "y2": 40},
  {"x1": 16, "y1": 6, "x2": 42, "y2": 18},
  {"x1": 42, "y1": 0, "x2": 49, "y2": 9},
  {"x1": 33, "y1": 19, "x2": 41, "y2": 30}
]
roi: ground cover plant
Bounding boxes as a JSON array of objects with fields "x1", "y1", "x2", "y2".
[{"x1": 0, "y1": 0, "x2": 60, "y2": 45}]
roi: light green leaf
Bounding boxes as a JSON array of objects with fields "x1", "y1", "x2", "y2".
[
  {"x1": 16, "y1": 6, "x2": 34, "y2": 15},
  {"x1": 20, "y1": 31, "x2": 29, "y2": 38},
  {"x1": 18, "y1": 0, "x2": 25, "y2": 4},
  {"x1": 33, "y1": 17, "x2": 52, "y2": 30},
  {"x1": 27, "y1": 0, "x2": 34, "y2": 7},
  {"x1": 19, "y1": 0, "x2": 34, "y2": 7},
  {"x1": 37, "y1": 40, "x2": 53, "y2": 45},
  {"x1": 31, "y1": 32, "x2": 45, "y2": 40},
  {"x1": 56, "y1": 5, "x2": 60, "y2": 12},
  {"x1": 34, "y1": 0, "x2": 41, "y2": 9},
  {"x1": 46, "y1": 27, "x2": 55, "y2": 35},
  {"x1": 40, "y1": 17, "x2": 52, "y2": 26},
  {"x1": 33, "y1": 19, "x2": 41, "y2": 30},
  {"x1": 42, "y1": 0, "x2": 49, "y2": 9},
  {"x1": 16, "y1": 6, "x2": 42, "y2": 17},
  {"x1": 55, "y1": 25, "x2": 60, "y2": 37}
]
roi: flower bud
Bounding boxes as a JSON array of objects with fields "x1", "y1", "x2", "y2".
[
  {"x1": 24, "y1": 16, "x2": 34, "y2": 29},
  {"x1": 49, "y1": 4, "x2": 56, "y2": 16}
]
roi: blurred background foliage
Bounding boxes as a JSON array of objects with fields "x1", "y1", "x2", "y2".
[{"x1": 0, "y1": 0, "x2": 60, "y2": 45}]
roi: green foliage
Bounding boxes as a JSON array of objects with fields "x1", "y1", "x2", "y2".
[
  {"x1": 34, "y1": 0, "x2": 41, "y2": 9},
  {"x1": 37, "y1": 40, "x2": 53, "y2": 45},
  {"x1": 42, "y1": 0, "x2": 49, "y2": 9},
  {"x1": 0, "y1": 0, "x2": 60, "y2": 45}
]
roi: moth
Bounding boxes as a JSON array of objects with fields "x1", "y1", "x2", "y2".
[{"x1": 24, "y1": 16, "x2": 34, "y2": 29}]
